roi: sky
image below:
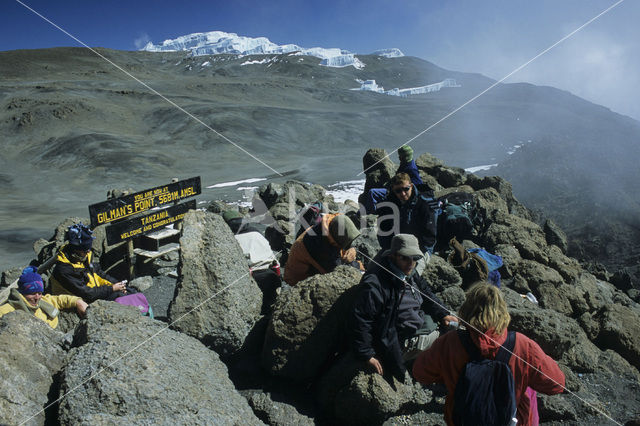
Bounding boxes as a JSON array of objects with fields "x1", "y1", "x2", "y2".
[{"x1": 2, "y1": 0, "x2": 639, "y2": 120}]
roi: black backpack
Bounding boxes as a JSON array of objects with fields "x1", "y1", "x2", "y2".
[
  {"x1": 453, "y1": 330, "x2": 517, "y2": 426},
  {"x1": 437, "y1": 192, "x2": 477, "y2": 243}
]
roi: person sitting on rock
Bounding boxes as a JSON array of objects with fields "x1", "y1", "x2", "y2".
[
  {"x1": 413, "y1": 282, "x2": 565, "y2": 426},
  {"x1": 284, "y1": 214, "x2": 363, "y2": 286},
  {"x1": 362, "y1": 145, "x2": 424, "y2": 214},
  {"x1": 0, "y1": 271, "x2": 88, "y2": 328},
  {"x1": 350, "y1": 234, "x2": 457, "y2": 381},
  {"x1": 50, "y1": 222, "x2": 129, "y2": 302},
  {"x1": 376, "y1": 172, "x2": 438, "y2": 275}
]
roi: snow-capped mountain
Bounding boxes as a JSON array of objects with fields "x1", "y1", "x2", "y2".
[{"x1": 142, "y1": 31, "x2": 402, "y2": 69}]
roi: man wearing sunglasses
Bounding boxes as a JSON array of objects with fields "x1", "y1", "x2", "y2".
[
  {"x1": 350, "y1": 234, "x2": 457, "y2": 381},
  {"x1": 376, "y1": 172, "x2": 439, "y2": 275}
]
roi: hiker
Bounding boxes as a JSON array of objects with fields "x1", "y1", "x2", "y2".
[
  {"x1": 284, "y1": 214, "x2": 363, "y2": 285},
  {"x1": 0, "y1": 271, "x2": 88, "y2": 329},
  {"x1": 362, "y1": 145, "x2": 424, "y2": 214},
  {"x1": 413, "y1": 283, "x2": 565, "y2": 426},
  {"x1": 50, "y1": 223, "x2": 130, "y2": 302},
  {"x1": 350, "y1": 234, "x2": 457, "y2": 381},
  {"x1": 376, "y1": 172, "x2": 438, "y2": 274}
]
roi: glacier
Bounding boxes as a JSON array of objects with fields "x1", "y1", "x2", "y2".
[
  {"x1": 352, "y1": 78, "x2": 461, "y2": 97},
  {"x1": 142, "y1": 31, "x2": 400, "y2": 69}
]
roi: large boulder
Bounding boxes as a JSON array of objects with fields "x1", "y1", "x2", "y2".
[
  {"x1": 420, "y1": 254, "x2": 462, "y2": 293},
  {"x1": 261, "y1": 266, "x2": 362, "y2": 381},
  {"x1": 361, "y1": 148, "x2": 397, "y2": 193},
  {"x1": 245, "y1": 392, "x2": 314, "y2": 426},
  {"x1": 258, "y1": 180, "x2": 328, "y2": 210},
  {"x1": 0, "y1": 311, "x2": 67, "y2": 426},
  {"x1": 482, "y1": 211, "x2": 549, "y2": 263},
  {"x1": 544, "y1": 219, "x2": 569, "y2": 254},
  {"x1": 58, "y1": 301, "x2": 263, "y2": 425},
  {"x1": 168, "y1": 210, "x2": 262, "y2": 357},
  {"x1": 316, "y1": 351, "x2": 431, "y2": 426},
  {"x1": 333, "y1": 372, "x2": 423, "y2": 425},
  {"x1": 594, "y1": 304, "x2": 640, "y2": 370}
]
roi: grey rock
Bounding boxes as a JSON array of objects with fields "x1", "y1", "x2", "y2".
[
  {"x1": 537, "y1": 393, "x2": 578, "y2": 421},
  {"x1": 261, "y1": 266, "x2": 362, "y2": 381},
  {"x1": 493, "y1": 244, "x2": 522, "y2": 279},
  {"x1": 544, "y1": 219, "x2": 569, "y2": 254},
  {"x1": 482, "y1": 212, "x2": 548, "y2": 263},
  {"x1": 421, "y1": 254, "x2": 462, "y2": 293},
  {"x1": 129, "y1": 276, "x2": 153, "y2": 292},
  {"x1": 0, "y1": 311, "x2": 66, "y2": 426},
  {"x1": 246, "y1": 392, "x2": 314, "y2": 426},
  {"x1": 333, "y1": 372, "x2": 419, "y2": 425},
  {"x1": 439, "y1": 286, "x2": 466, "y2": 312},
  {"x1": 258, "y1": 180, "x2": 327, "y2": 210},
  {"x1": 414, "y1": 152, "x2": 444, "y2": 174},
  {"x1": 594, "y1": 304, "x2": 640, "y2": 370},
  {"x1": 59, "y1": 301, "x2": 263, "y2": 425},
  {"x1": 434, "y1": 166, "x2": 467, "y2": 188},
  {"x1": 384, "y1": 411, "x2": 445, "y2": 426},
  {"x1": 1, "y1": 267, "x2": 21, "y2": 287},
  {"x1": 545, "y1": 245, "x2": 582, "y2": 283},
  {"x1": 168, "y1": 210, "x2": 262, "y2": 357},
  {"x1": 469, "y1": 175, "x2": 531, "y2": 220},
  {"x1": 361, "y1": 148, "x2": 397, "y2": 192},
  {"x1": 352, "y1": 226, "x2": 382, "y2": 269}
]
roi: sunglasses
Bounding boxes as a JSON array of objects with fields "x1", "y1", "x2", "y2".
[{"x1": 393, "y1": 186, "x2": 411, "y2": 194}]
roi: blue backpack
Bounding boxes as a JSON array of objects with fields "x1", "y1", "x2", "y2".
[{"x1": 453, "y1": 330, "x2": 517, "y2": 426}]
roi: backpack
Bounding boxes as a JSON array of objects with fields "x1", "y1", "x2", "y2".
[
  {"x1": 467, "y1": 248, "x2": 503, "y2": 288},
  {"x1": 453, "y1": 330, "x2": 517, "y2": 426},
  {"x1": 115, "y1": 293, "x2": 154, "y2": 319},
  {"x1": 437, "y1": 192, "x2": 477, "y2": 243}
]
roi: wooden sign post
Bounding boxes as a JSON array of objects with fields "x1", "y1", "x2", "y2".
[{"x1": 88, "y1": 177, "x2": 201, "y2": 278}]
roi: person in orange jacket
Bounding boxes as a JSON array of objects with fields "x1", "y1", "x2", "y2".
[
  {"x1": 284, "y1": 214, "x2": 362, "y2": 285},
  {"x1": 413, "y1": 283, "x2": 565, "y2": 426}
]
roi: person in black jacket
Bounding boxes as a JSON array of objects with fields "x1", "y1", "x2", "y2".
[
  {"x1": 50, "y1": 223, "x2": 129, "y2": 302},
  {"x1": 376, "y1": 172, "x2": 439, "y2": 256},
  {"x1": 350, "y1": 234, "x2": 457, "y2": 381}
]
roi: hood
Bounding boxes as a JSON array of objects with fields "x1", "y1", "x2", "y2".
[{"x1": 470, "y1": 328, "x2": 508, "y2": 359}]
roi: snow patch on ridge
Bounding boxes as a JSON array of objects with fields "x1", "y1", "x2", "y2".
[
  {"x1": 372, "y1": 48, "x2": 404, "y2": 58},
  {"x1": 352, "y1": 78, "x2": 461, "y2": 97}
]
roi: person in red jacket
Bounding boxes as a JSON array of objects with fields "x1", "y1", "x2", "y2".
[{"x1": 412, "y1": 283, "x2": 565, "y2": 426}]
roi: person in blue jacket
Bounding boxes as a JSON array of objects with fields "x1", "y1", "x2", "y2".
[{"x1": 362, "y1": 145, "x2": 423, "y2": 214}]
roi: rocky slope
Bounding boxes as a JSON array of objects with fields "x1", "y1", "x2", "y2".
[
  {"x1": 1, "y1": 151, "x2": 639, "y2": 425},
  {"x1": 1, "y1": 47, "x2": 639, "y2": 281}
]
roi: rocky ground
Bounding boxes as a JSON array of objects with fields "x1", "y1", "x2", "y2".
[{"x1": 1, "y1": 151, "x2": 640, "y2": 425}]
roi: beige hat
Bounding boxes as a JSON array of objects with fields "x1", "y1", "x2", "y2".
[{"x1": 385, "y1": 234, "x2": 423, "y2": 259}]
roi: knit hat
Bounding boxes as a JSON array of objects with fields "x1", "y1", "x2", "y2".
[
  {"x1": 66, "y1": 222, "x2": 95, "y2": 251},
  {"x1": 385, "y1": 234, "x2": 423, "y2": 260},
  {"x1": 398, "y1": 145, "x2": 413, "y2": 163},
  {"x1": 18, "y1": 272, "x2": 44, "y2": 295},
  {"x1": 222, "y1": 209, "x2": 242, "y2": 223},
  {"x1": 328, "y1": 215, "x2": 361, "y2": 250}
]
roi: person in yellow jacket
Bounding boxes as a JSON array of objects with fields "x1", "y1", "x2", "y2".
[
  {"x1": 50, "y1": 223, "x2": 128, "y2": 302},
  {"x1": 284, "y1": 213, "x2": 363, "y2": 285},
  {"x1": 0, "y1": 271, "x2": 88, "y2": 329}
]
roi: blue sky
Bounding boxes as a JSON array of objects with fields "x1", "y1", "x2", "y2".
[{"x1": 2, "y1": 0, "x2": 639, "y2": 119}]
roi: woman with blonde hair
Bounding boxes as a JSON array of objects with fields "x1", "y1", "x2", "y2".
[{"x1": 413, "y1": 283, "x2": 565, "y2": 426}]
